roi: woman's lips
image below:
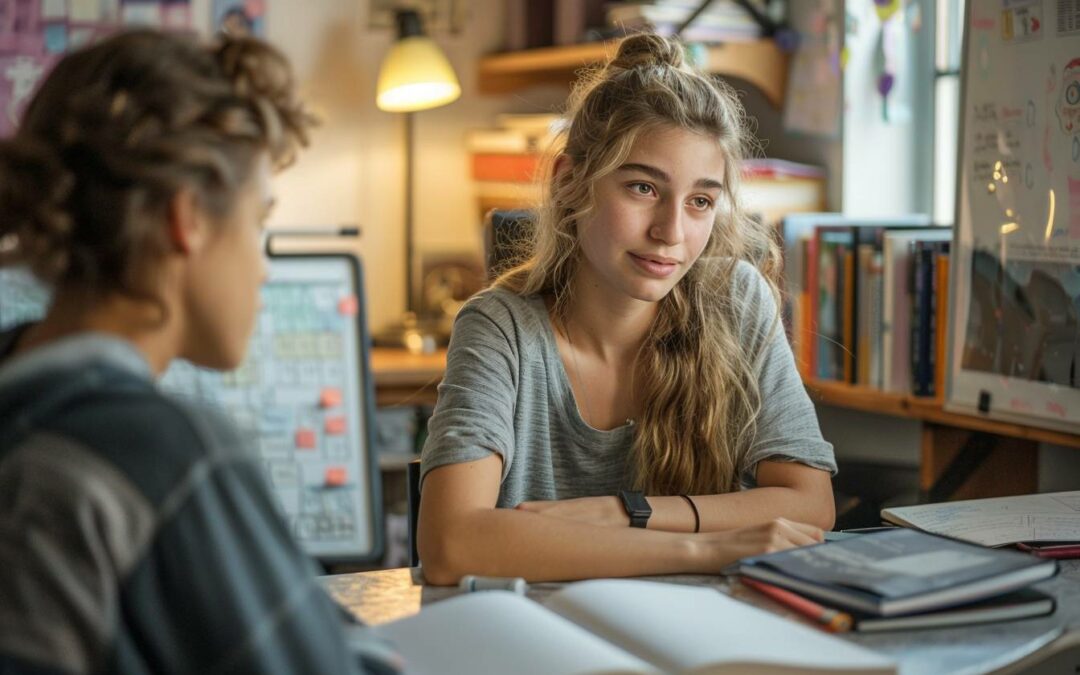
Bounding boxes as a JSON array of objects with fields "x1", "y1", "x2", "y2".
[{"x1": 629, "y1": 252, "x2": 678, "y2": 278}]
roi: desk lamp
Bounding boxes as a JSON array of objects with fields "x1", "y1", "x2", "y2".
[{"x1": 375, "y1": 8, "x2": 460, "y2": 354}]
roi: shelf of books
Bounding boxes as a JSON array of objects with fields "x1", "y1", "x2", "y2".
[
  {"x1": 786, "y1": 216, "x2": 1080, "y2": 500},
  {"x1": 478, "y1": 38, "x2": 788, "y2": 107},
  {"x1": 467, "y1": 113, "x2": 825, "y2": 227}
]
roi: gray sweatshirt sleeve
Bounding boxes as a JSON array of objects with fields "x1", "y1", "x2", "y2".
[
  {"x1": 421, "y1": 294, "x2": 520, "y2": 486},
  {"x1": 733, "y1": 262, "x2": 837, "y2": 487}
]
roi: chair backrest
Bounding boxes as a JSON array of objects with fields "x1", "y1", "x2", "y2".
[
  {"x1": 407, "y1": 459, "x2": 421, "y2": 567},
  {"x1": 482, "y1": 209, "x2": 535, "y2": 281}
]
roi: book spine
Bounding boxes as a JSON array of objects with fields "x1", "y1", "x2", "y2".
[
  {"x1": 805, "y1": 233, "x2": 819, "y2": 378},
  {"x1": 471, "y1": 153, "x2": 542, "y2": 182},
  {"x1": 911, "y1": 244, "x2": 935, "y2": 396},
  {"x1": 856, "y1": 244, "x2": 873, "y2": 386},
  {"x1": 869, "y1": 251, "x2": 885, "y2": 389},
  {"x1": 909, "y1": 241, "x2": 923, "y2": 395},
  {"x1": 934, "y1": 248, "x2": 950, "y2": 401},
  {"x1": 841, "y1": 246, "x2": 855, "y2": 384}
]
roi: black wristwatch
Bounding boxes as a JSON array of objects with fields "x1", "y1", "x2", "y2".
[{"x1": 619, "y1": 490, "x2": 652, "y2": 528}]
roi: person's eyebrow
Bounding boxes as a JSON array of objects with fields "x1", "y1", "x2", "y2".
[{"x1": 618, "y1": 162, "x2": 724, "y2": 190}]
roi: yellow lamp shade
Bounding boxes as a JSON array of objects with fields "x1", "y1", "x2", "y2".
[{"x1": 376, "y1": 36, "x2": 461, "y2": 112}]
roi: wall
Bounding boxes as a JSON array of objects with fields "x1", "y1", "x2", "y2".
[
  {"x1": 841, "y1": 0, "x2": 934, "y2": 216},
  {"x1": 189, "y1": 0, "x2": 563, "y2": 332}
]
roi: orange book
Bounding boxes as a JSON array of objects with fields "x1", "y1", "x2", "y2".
[
  {"x1": 935, "y1": 253, "x2": 950, "y2": 401},
  {"x1": 471, "y1": 153, "x2": 542, "y2": 182}
]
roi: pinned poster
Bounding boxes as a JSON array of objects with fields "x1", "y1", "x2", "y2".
[
  {"x1": 319, "y1": 387, "x2": 343, "y2": 409},
  {"x1": 294, "y1": 427, "x2": 317, "y2": 450},
  {"x1": 337, "y1": 295, "x2": 359, "y2": 316},
  {"x1": 324, "y1": 416, "x2": 347, "y2": 436}
]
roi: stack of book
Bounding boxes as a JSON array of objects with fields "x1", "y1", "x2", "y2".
[
  {"x1": 467, "y1": 121, "x2": 825, "y2": 229},
  {"x1": 605, "y1": 1, "x2": 773, "y2": 43},
  {"x1": 736, "y1": 528, "x2": 1059, "y2": 633},
  {"x1": 781, "y1": 215, "x2": 955, "y2": 396},
  {"x1": 466, "y1": 113, "x2": 565, "y2": 216}
]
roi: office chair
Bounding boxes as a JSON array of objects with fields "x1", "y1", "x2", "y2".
[
  {"x1": 407, "y1": 458, "x2": 421, "y2": 567},
  {"x1": 482, "y1": 208, "x2": 534, "y2": 280}
]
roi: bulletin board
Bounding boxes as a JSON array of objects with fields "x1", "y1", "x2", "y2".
[
  {"x1": 0, "y1": 255, "x2": 384, "y2": 563},
  {"x1": 0, "y1": 0, "x2": 192, "y2": 137},
  {"x1": 946, "y1": 0, "x2": 1080, "y2": 433}
]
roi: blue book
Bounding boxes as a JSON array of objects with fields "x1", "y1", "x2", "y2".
[{"x1": 737, "y1": 528, "x2": 1058, "y2": 617}]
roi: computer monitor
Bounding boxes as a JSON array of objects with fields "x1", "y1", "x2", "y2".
[{"x1": 0, "y1": 254, "x2": 382, "y2": 564}]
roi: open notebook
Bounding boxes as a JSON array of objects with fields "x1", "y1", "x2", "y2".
[{"x1": 368, "y1": 579, "x2": 895, "y2": 675}]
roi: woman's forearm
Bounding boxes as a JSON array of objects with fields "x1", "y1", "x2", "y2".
[
  {"x1": 649, "y1": 486, "x2": 836, "y2": 533},
  {"x1": 419, "y1": 506, "x2": 705, "y2": 585}
]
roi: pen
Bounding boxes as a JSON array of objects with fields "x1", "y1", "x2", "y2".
[{"x1": 740, "y1": 576, "x2": 853, "y2": 633}]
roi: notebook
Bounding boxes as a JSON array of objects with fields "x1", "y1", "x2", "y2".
[
  {"x1": 737, "y1": 529, "x2": 1058, "y2": 616},
  {"x1": 368, "y1": 579, "x2": 896, "y2": 675},
  {"x1": 881, "y1": 491, "x2": 1080, "y2": 547},
  {"x1": 850, "y1": 587, "x2": 1056, "y2": 633}
]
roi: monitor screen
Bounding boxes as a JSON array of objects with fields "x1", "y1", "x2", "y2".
[{"x1": 0, "y1": 254, "x2": 382, "y2": 563}]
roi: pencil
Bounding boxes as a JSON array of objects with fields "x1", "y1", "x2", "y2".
[{"x1": 740, "y1": 576, "x2": 854, "y2": 633}]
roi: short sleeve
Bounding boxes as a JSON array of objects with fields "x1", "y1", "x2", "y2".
[
  {"x1": 420, "y1": 293, "x2": 521, "y2": 486},
  {"x1": 732, "y1": 262, "x2": 837, "y2": 488}
]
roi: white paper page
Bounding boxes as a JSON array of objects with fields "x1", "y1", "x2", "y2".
[
  {"x1": 882, "y1": 491, "x2": 1080, "y2": 546},
  {"x1": 546, "y1": 580, "x2": 895, "y2": 675},
  {"x1": 371, "y1": 591, "x2": 657, "y2": 675}
]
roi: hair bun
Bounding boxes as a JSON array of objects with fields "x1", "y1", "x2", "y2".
[{"x1": 607, "y1": 33, "x2": 685, "y2": 74}]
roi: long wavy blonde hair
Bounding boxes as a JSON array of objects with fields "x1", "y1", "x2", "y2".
[{"x1": 497, "y1": 33, "x2": 783, "y2": 495}]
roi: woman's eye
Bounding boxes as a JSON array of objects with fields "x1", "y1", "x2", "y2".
[
  {"x1": 629, "y1": 183, "x2": 654, "y2": 196},
  {"x1": 690, "y1": 197, "x2": 714, "y2": 210}
]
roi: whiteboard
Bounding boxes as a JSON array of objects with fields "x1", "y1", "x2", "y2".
[{"x1": 946, "y1": 0, "x2": 1080, "y2": 433}]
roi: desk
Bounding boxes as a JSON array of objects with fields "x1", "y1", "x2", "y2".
[{"x1": 323, "y1": 561, "x2": 1080, "y2": 675}]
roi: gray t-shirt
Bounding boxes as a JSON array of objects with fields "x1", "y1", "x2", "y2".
[{"x1": 421, "y1": 261, "x2": 836, "y2": 506}]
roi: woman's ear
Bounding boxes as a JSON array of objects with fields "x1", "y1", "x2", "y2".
[
  {"x1": 165, "y1": 188, "x2": 207, "y2": 255},
  {"x1": 552, "y1": 153, "x2": 574, "y2": 182}
]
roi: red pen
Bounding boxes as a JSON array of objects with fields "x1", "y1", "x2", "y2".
[{"x1": 740, "y1": 576, "x2": 854, "y2": 633}]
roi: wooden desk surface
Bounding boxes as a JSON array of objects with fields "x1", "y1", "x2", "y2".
[{"x1": 323, "y1": 561, "x2": 1080, "y2": 674}]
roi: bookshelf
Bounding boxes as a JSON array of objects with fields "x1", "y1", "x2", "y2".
[
  {"x1": 806, "y1": 378, "x2": 1080, "y2": 449},
  {"x1": 370, "y1": 347, "x2": 1076, "y2": 501},
  {"x1": 805, "y1": 377, "x2": 1080, "y2": 503},
  {"x1": 478, "y1": 39, "x2": 789, "y2": 107}
]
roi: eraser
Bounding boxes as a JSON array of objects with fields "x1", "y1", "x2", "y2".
[{"x1": 458, "y1": 575, "x2": 528, "y2": 595}]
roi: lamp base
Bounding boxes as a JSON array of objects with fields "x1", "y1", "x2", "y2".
[{"x1": 372, "y1": 312, "x2": 449, "y2": 355}]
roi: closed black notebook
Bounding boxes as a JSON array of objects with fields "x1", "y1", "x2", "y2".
[
  {"x1": 851, "y1": 587, "x2": 1055, "y2": 632},
  {"x1": 737, "y1": 529, "x2": 1058, "y2": 617}
]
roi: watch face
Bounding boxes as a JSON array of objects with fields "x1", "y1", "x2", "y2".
[{"x1": 621, "y1": 490, "x2": 651, "y2": 517}]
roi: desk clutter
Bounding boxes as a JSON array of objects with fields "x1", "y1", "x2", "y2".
[
  {"x1": 880, "y1": 490, "x2": 1080, "y2": 551},
  {"x1": 737, "y1": 528, "x2": 1057, "y2": 629},
  {"x1": 366, "y1": 579, "x2": 897, "y2": 675}
]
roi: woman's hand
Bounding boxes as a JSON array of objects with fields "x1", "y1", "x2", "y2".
[
  {"x1": 691, "y1": 517, "x2": 825, "y2": 573},
  {"x1": 515, "y1": 496, "x2": 630, "y2": 527}
]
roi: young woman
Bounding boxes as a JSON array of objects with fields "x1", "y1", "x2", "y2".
[
  {"x1": 0, "y1": 31, "x2": 374, "y2": 674},
  {"x1": 419, "y1": 34, "x2": 837, "y2": 585}
]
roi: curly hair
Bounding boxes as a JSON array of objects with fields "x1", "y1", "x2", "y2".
[
  {"x1": 0, "y1": 29, "x2": 314, "y2": 302},
  {"x1": 497, "y1": 33, "x2": 781, "y2": 495}
]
